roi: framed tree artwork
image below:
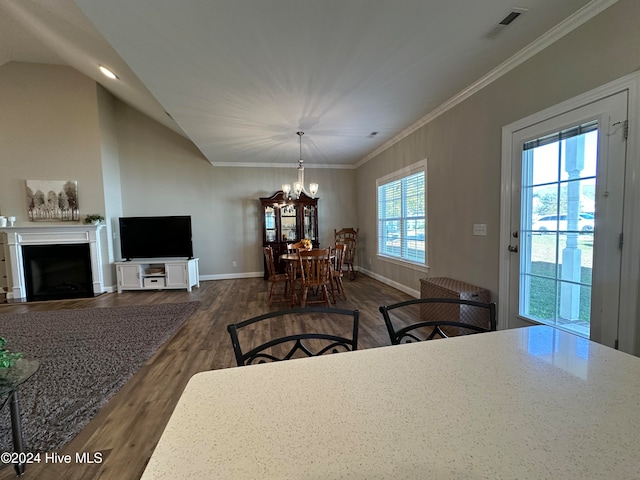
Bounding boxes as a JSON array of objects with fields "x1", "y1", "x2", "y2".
[{"x1": 26, "y1": 180, "x2": 79, "y2": 221}]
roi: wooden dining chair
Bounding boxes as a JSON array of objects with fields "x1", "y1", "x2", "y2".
[
  {"x1": 379, "y1": 297, "x2": 497, "y2": 345},
  {"x1": 298, "y1": 248, "x2": 333, "y2": 307},
  {"x1": 286, "y1": 241, "x2": 305, "y2": 290},
  {"x1": 331, "y1": 243, "x2": 347, "y2": 301},
  {"x1": 227, "y1": 307, "x2": 359, "y2": 366},
  {"x1": 334, "y1": 228, "x2": 358, "y2": 280},
  {"x1": 287, "y1": 241, "x2": 305, "y2": 253},
  {"x1": 263, "y1": 246, "x2": 294, "y2": 305}
]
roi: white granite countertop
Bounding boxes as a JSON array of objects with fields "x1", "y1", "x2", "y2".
[{"x1": 141, "y1": 326, "x2": 640, "y2": 479}]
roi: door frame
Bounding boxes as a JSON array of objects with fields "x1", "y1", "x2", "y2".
[{"x1": 499, "y1": 71, "x2": 640, "y2": 355}]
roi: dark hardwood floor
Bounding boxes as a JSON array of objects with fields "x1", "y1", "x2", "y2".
[{"x1": 0, "y1": 274, "x2": 412, "y2": 480}]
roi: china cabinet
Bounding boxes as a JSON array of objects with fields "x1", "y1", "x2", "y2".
[{"x1": 260, "y1": 191, "x2": 318, "y2": 278}]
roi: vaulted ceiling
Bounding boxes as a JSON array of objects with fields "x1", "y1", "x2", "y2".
[{"x1": 1, "y1": 0, "x2": 613, "y2": 168}]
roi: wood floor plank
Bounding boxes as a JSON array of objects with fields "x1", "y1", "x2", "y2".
[{"x1": 0, "y1": 274, "x2": 412, "y2": 479}]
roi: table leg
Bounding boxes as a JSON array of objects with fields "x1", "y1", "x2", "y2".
[
  {"x1": 287, "y1": 262, "x2": 299, "y2": 306},
  {"x1": 328, "y1": 269, "x2": 337, "y2": 304},
  {"x1": 9, "y1": 390, "x2": 26, "y2": 476}
]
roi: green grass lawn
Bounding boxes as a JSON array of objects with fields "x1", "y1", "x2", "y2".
[
  {"x1": 529, "y1": 233, "x2": 593, "y2": 268},
  {"x1": 524, "y1": 232, "x2": 593, "y2": 323},
  {"x1": 527, "y1": 261, "x2": 592, "y2": 322}
]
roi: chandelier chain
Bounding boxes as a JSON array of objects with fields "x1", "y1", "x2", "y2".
[{"x1": 282, "y1": 131, "x2": 318, "y2": 199}]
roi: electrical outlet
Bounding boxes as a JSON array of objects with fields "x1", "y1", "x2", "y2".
[
  {"x1": 232, "y1": 261, "x2": 237, "y2": 267},
  {"x1": 473, "y1": 224, "x2": 487, "y2": 236}
]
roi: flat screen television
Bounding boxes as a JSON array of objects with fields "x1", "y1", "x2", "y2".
[{"x1": 119, "y1": 216, "x2": 193, "y2": 260}]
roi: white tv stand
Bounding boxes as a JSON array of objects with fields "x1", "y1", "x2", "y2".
[{"x1": 115, "y1": 258, "x2": 199, "y2": 293}]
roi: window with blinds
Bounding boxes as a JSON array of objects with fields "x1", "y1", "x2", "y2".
[
  {"x1": 522, "y1": 120, "x2": 597, "y2": 151},
  {"x1": 377, "y1": 164, "x2": 426, "y2": 265}
]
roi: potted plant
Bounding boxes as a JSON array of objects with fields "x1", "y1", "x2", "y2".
[
  {"x1": 0, "y1": 337, "x2": 22, "y2": 369},
  {"x1": 83, "y1": 214, "x2": 105, "y2": 225}
]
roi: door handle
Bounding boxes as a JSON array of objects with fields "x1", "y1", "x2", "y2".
[{"x1": 508, "y1": 245, "x2": 518, "y2": 253}]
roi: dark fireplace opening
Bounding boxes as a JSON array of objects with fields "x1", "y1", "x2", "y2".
[{"x1": 22, "y1": 244, "x2": 94, "y2": 301}]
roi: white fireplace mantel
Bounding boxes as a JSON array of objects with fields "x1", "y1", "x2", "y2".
[{"x1": 2, "y1": 224, "x2": 105, "y2": 300}]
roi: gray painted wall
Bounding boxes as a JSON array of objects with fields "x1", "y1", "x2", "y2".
[
  {"x1": 356, "y1": 0, "x2": 640, "y2": 299},
  {"x1": 114, "y1": 103, "x2": 357, "y2": 278},
  {"x1": 0, "y1": 63, "x2": 357, "y2": 288},
  {"x1": 0, "y1": 62, "x2": 113, "y2": 287},
  {"x1": 0, "y1": 1, "x2": 638, "y2": 309}
]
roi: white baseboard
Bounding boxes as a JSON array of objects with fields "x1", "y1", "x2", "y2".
[
  {"x1": 199, "y1": 271, "x2": 264, "y2": 281},
  {"x1": 198, "y1": 268, "x2": 419, "y2": 298},
  {"x1": 355, "y1": 267, "x2": 420, "y2": 298}
]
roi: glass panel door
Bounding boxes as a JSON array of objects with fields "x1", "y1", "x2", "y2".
[
  {"x1": 280, "y1": 204, "x2": 298, "y2": 243},
  {"x1": 509, "y1": 91, "x2": 627, "y2": 347},
  {"x1": 264, "y1": 206, "x2": 276, "y2": 242},
  {"x1": 519, "y1": 125, "x2": 597, "y2": 337},
  {"x1": 303, "y1": 205, "x2": 316, "y2": 241}
]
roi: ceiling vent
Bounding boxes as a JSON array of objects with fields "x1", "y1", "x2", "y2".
[{"x1": 484, "y1": 7, "x2": 528, "y2": 39}]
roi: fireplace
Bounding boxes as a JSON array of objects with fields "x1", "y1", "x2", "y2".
[
  {"x1": 2, "y1": 224, "x2": 105, "y2": 301},
  {"x1": 22, "y1": 244, "x2": 94, "y2": 301}
]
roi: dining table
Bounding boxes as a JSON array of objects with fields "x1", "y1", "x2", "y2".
[
  {"x1": 278, "y1": 252, "x2": 304, "y2": 279},
  {"x1": 279, "y1": 251, "x2": 336, "y2": 304},
  {"x1": 279, "y1": 252, "x2": 336, "y2": 270},
  {"x1": 140, "y1": 325, "x2": 640, "y2": 479}
]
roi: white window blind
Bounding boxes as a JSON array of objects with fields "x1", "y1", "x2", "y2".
[{"x1": 377, "y1": 167, "x2": 426, "y2": 264}]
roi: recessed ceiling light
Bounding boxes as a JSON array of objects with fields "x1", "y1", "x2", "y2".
[{"x1": 98, "y1": 65, "x2": 118, "y2": 80}]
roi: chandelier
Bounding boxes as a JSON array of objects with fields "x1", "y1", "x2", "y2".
[{"x1": 282, "y1": 131, "x2": 318, "y2": 199}]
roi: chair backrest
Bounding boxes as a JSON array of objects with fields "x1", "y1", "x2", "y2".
[
  {"x1": 379, "y1": 297, "x2": 497, "y2": 345},
  {"x1": 263, "y1": 246, "x2": 277, "y2": 278},
  {"x1": 334, "y1": 228, "x2": 358, "y2": 264},
  {"x1": 334, "y1": 228, "x2": 358, "y2": 242},
  {"x1": 227, "y1": 307, "x2": 360, "y2": 366},
  {"x1": 298, "y1": 248, "x2": 332, "y2": 286},
  {"x1": 333, "y1": 243, "x2": 346, "y2": 275},
  {"x1": 287, "y1": 241, "x2": 305, "y2": 253}
]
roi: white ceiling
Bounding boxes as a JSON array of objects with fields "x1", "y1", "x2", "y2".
[{"x1": 1, "y1": 0, "x2": 611, "y2": 168}]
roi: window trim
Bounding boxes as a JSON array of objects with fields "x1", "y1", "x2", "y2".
[{"x1": 376, "y1": 160, "x2": 428, "y2": 269}]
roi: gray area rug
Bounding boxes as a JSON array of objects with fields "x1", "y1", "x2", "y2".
[{"x1": 0, "y1": 301, "x2": 199, "y2": 453}]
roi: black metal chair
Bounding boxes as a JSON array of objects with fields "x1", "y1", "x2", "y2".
[
  {"x1": 379, "y1": 298, "x2": 496, "y2": 345},
  {"x1": 227, "y1": 307, "x2": 359, "y2": 366}
]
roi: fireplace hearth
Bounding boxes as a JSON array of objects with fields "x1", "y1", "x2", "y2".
[
  {"x1": 22, "y1": 244, "x2": 93, "y2": 301},
  {"x1": 2, "y1": 224, "x2": 105, "y2": 301}
]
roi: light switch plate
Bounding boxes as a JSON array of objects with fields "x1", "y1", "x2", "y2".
[{"x1": 473, "y1": 224, "x2": 487, "y2": 236}]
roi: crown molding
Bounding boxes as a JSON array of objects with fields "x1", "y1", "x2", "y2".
[
  {"x1": 210, "y1": 162, "x2": 355, "y2": 169},
  {"x1": 355, "y1": 0, "x2": 620, "y2": 169}
]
